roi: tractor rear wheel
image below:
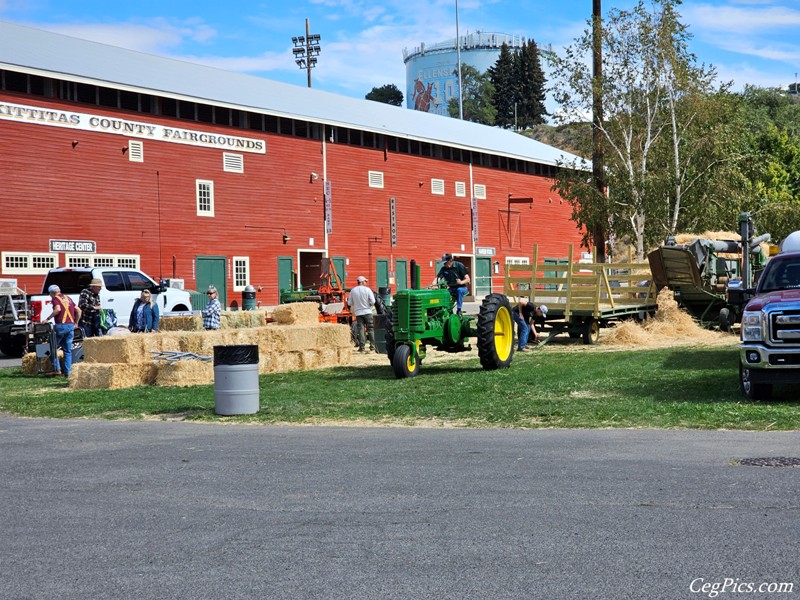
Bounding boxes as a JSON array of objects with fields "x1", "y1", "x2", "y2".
[
  {"x1": 719, "y1": 308, "x2": 731, "y2": 332},
  {"x1": 392, "y1": 343, "x2": 419, "y2": 378},
  {"x1": 477, "y1": 293, "x2": 514, "y2": 370},
  {"x1": 384, "y1": 310, "x2": 396, "y2": 364}
]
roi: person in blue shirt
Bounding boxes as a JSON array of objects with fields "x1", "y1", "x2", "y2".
[
  {"x1": 433, "y1": 253, "x2": 470, "y2": 315},
  {"x1": 128, "y1": 290, "x2": 160, "y2": 332}
]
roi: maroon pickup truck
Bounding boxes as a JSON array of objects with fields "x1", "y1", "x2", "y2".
[{"x1": 739, "y1": 245, "x2": 800, "y2": 399}]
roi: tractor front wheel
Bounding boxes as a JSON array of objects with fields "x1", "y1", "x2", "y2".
[
  {"x1": 384, "y1": 310, "x2": 396, "y2": 364},
  {"x1": 392, "y1": 343, "x2": 420, "y2": 378},
  {"x1": 477, "y1": 293, "x2": 514, "y2": 370}
]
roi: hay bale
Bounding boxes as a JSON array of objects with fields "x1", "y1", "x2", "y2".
[
  {"x1": 21, "y1": 351, "x2": 64, "y2": 375},
  {"x1": 159, "y1": 315, "x2": 204, "y2": 331},
  {"x1": 70, "y1": 362, "x2": 157, "y2": 390},
  {"x1": 155, "y1": 360, "x2": 213, "y2": 387},
  {"x1": 159, "y1": 310, "x2": 268, "y2": 332},
  {"x1": 271, "y1": 302, "x2": 320, "y2": 325},
  {"x1": 268, "y1": 323, "x2": 351, "y2": 353}
]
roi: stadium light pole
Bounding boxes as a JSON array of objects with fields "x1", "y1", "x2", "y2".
[
  {"x1": 455, "y1": 0, "x2": 463, "y2": 119},
  {"x1": 292, "y1": 19, "x2": 321, "y2": 88}
]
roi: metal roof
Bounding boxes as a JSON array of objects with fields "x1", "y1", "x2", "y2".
[{"x1": 0, "y1": 20, "x2": 585, "y2": 167}]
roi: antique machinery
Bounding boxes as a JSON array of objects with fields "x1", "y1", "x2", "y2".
[{"x1": 383, "y1": 281, "x2": 515, "y2": 379}]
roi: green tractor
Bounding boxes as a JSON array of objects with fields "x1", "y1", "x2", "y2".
[{"x1": 383, "y1": 284, "x2": 515, "y2": 379}]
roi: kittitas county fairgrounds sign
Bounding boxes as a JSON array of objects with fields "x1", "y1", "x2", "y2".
[{"x1": 0, "y1": 100, "x2": 266, "y2": 154}]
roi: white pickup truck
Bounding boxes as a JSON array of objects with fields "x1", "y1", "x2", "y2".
[{"x1": 0, "y1": 267, "x2": 192, "y2": 356}]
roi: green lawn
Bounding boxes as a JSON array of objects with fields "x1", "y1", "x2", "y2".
[{"x1": 0, "y1": 345, "x2": 797, "y2": 429}]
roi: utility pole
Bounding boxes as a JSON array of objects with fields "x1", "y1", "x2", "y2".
[
  {"x1": 592, "y1": 0, "x2": 607, "y2": 262},
  {"x1": 455, "y1": 0, "x2": 464, "y2": 120}
]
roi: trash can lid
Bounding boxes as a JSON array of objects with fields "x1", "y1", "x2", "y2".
[{"x1": 213, "y1": 344, "x2": 259, "y2": 365}]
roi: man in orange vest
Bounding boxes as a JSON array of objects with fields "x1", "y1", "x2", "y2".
[{"x1": 46, "y1": 284, "x2": 82, "y2": 377}]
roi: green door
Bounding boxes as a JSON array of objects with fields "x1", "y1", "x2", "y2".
[
  {"x1": 475, "y1": 257, "x2": 492, "y2": 298},
  {"x1": 395, "y1": 259, "x2": 408, "y2": 291},
  {"x1": 376, "y1": 259, "x2": 389, "y2": 291},
  {"x1": 196, "y1": 256, "x2": 226, "y2": 307},
  {"x1": 278, "y1": 256, "x2": 294, "y2": 301},
  {"x1": 332, "y1": 256, "x2": 347, "y2": 288}
]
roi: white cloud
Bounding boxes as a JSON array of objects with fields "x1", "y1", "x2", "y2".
[{"x1": 683, "y1": 3, "x2": 800, "y2": 33}]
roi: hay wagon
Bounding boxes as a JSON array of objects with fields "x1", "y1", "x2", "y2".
[{"x1": 503, "y1": 245, "x2": 659, "y2": 345}]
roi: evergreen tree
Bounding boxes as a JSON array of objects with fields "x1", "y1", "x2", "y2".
[
  {"x1": 515, "y1": 40, "x2": 548, "y2": 129},
  {"x1": 488, "y1": 43, "x2": 517, "y2": 129}
]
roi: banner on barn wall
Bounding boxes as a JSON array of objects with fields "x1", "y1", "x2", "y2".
[
  {"x1": 471, "y1": 196, "x2": 479, "y2": 242},
  {"x1": 390, "y1": 197, "x2": 397, "y2": 247},
  {"x1": 324, "y1": 181, "x2": 333, "y2": 234},
  {"x1": 0, "y1": 100, "x2": 266, "y2": 154}
]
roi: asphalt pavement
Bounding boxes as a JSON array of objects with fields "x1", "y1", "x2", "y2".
[{"x1": 1, "y1": 419, "x2": 798, "y2": 600}]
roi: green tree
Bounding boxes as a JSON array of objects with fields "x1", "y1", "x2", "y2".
[
  {"x1": 447, "y1": 64, "x2": 496, "y2": 125},
  {"x1": 365, "y1": 84, "x2": 404, "y2": 106},
  {"x1": 488, "y1": 43, "x2": 517, "y2": 129},
  {"x1": 550, "y1": 0, "x2": 740, "y2": 259},
  {"x1": 515, "y1": 40, "x2": 548, "y2": 129}
]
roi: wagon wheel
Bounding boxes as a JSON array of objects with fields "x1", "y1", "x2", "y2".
[
  {"x1": 476, "y1": 293, "x2": 514, "y2": 370},
  {"x1": 392, "y1": 343, "x2": 420, "y2": 378},
  {"x1": 582, "y1": 318, "x2": 600, "y2": 345},
  {"x1": 739, "y1": 361, "x2": 771, "y2": 400}
]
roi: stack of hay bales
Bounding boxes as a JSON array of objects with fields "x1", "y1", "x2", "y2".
[
  {"x1": 158, "y1": 309, "x2": 268, "y2": 331},
  {"x1": 64, "y1": 302, "x2": 352, "y2": 390}
]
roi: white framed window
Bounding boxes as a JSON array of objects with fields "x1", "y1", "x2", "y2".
[
  {"x1": 2, "y1": 252, "x2": 58, "y2": 275},
  {"x1": 431, "y1": 178, "x2": 445, "y2": 195},
  {"x1": 128, "y1": 140, "x2": 144, "y2": 162},
  {"x1": 223, "y1": 153, "x2": 244, "y2": 173},
  {"x1": 65, "y1": 254, "x2": 140, "y2": 269},
  {"x1": 455, "y1": 181, "x2": 466, "y2": 197},
  {"x1": 196, "y1": 180, "x2": 215, "y2": 217},
  {"x1": 368, "y1": 171, "x2": 384, "y2": 189},
  {"x1": 233, "y1": 256, "x2": 250, "y2": 292},
  {"x1": 117, "y1": 256, "x2": 139, "y2": 269},
  {"x1": 473, "y1": 183, "x2": 487, "y2": 200}
]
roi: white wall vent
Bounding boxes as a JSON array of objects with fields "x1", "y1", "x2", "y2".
[
  {"x1": 223, "y1": 153, "x2": 244, "y2": 173},
  {"x1": 128, "y1": 140, "x2": 144, "y2": 163},
  {"x1": 431, "y1": 178, "x2": 445, "y2": 195},
  {"x1": 473, "y1": 183, "x2": 487, "y2": 200},
  {"x1": 368, "y1": 171, "x2": 384, "y2": 188},
  {"x1": 455, "y1": 181, "x2": 466, "y2": 197}
]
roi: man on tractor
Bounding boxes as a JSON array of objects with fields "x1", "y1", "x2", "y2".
[{"x1": 433, "y1": 253, "x2": 470, "y2": 315}]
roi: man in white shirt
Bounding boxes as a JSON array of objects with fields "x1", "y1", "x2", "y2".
[{"x1": 347, "y1": 276, "x2": 377, "y2": 353}]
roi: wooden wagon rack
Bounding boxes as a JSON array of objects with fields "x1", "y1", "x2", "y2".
[{"x1": 502, "y1": 245, "x2": 659, "y2": 345}]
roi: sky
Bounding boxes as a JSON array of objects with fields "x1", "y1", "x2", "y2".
[{"x1": 1, "y1": 0, "x2": 799, "y2": 107}]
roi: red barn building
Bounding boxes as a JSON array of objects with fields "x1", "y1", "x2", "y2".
[{"x1": 0, "y1": 21, "x2": 587, "y2": 307}]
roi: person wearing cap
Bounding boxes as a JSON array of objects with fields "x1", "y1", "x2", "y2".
[
  {"x1": 512, "y1": 299, "x2": 548, "y2": 350},
  {"x1": 347, "y1": 276, "x2": 377, "y2": 353},
  {"x1": 78, "y1": 277, "x2": 103, "y2": 338},
  {"x1": 201, "y1": 285, "x2": 222, "y2": 330},
  {"x1": 46, "y1": 284, "x2": 82, "y2": 377},
  {"x1": 433, "y1": 253, "x2": 470, "y2": 315}
]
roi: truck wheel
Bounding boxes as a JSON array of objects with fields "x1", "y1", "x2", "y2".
[
  {"x1": 392, "y1": 343, "x2": 419, "y2": 378},
  {"x1": 719, "y1": 308, "x2": 731, "y2": 332},
  {"x1": 477, "y1": 293, "x2": 514, "y2": 370},
  {"x1": 739, "y1": 361, "x2": 771, "y2": 400},
  {"x1": 0, "y1": 335, "x2": 26, "y2": 358},
  {"x1": 582, "y1": 318, "x2": 600, "y2": 345}
]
